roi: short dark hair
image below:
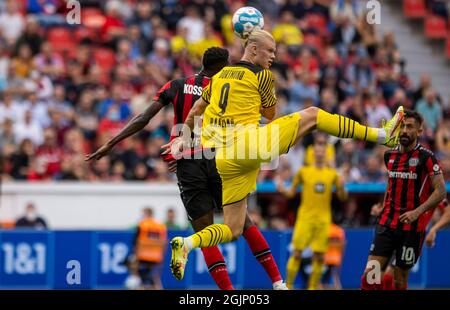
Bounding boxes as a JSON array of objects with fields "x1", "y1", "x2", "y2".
[
  {"x1": 403, "y1": 108, "x2": 423, "y2": 126},
  {"x1": 143, "y1": 207, "x2": 153, "y2": 217},
  {"x1": 202, "y1": 47, "x2": 229, "y2": 71}
]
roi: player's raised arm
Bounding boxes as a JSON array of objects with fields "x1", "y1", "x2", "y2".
[
  {"x1": 277, "y1": 169, "x2": 302, "y2": 199},
  {"x1": 85, "y1": 101, "x2": 165, "y2": 161},
  {"x1": 335, "y1": 173, "x2": 348, "y2": 202},
  {"x1": 162, "y1": 96, "x2": 209, "y2": 156}
]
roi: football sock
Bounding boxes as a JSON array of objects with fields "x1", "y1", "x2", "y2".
[
  {"x1": 307, "y1": 259, "x2": 323, "y2": 290},
  {"x1": 316, "y1": 109, "x2": 385, "y2": 143},
  {"x1": 201, "y1": 247, "x2": 234, "y2": 290},
  {"x1": 243, "y1": 225, "x2": 282, "y2": 283},
  {"x1": 361, "y1": 274, "x2": 383, "y2": 290},
  {"x1": 185, "y1": 224, "x2": 233, "y2": 250},
  {"x1": 382, "y1": 273, "x2": 395, "y2": 290},
  {"x1": 286, "y1": 255, "x2": 301, "y2": 289}
]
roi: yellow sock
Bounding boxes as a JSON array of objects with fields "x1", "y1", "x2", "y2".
[
  {"x1": 187, "y1": 224, "x2": 233, "y2": 250},
  {"x1": 307, "y1": 259, "x2": 323, "y2": 290},
  {"x1": 317, "y1": 109, "x2": 380, "y2": 143},
  {"x1": 286, "y1": 256, "x2": 301, "y2": 289}
]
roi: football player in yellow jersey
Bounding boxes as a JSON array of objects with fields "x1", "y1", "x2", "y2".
[
  {"x1": 167, "y1": 29, "x2": 404, "y2": 284},
  {"x1": 277, "y1": 133, "x2": 347, "y2": 290}
]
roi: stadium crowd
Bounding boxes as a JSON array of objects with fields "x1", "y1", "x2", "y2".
[{"x1": 0, "y1": 0, "x2": 448, "y2": 227}]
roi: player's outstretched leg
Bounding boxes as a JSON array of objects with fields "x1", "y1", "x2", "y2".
[{"x1": 294, "y1": 106, "x2": 404, "y2": 148}]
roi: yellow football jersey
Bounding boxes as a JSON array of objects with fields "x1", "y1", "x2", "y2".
[
  {"x1": 293, "y1": 165, "x2": 339, "y2": 223},
  {"x1": 201, "y1": 61, "x2": 276, "y2": 148}
]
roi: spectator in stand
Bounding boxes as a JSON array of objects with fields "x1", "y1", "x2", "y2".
[
  {"x1": 35, "y1": 127, "x2": 63, "y2": 179},
  {"x1": 332, "y1": 13, "x2": 361, "y2": 57},
  {"x1": 272, "y1": 10, "x2": 303, "y2": 46},
  {"x1": 416, "y1": 88, "x2": 443, "y2": 133},
  {"x1": 14, "y1": 15, "x2": 42, "y2": 55},
  {"x1": 0, "y1": 0, "x2": 24, "y2": 46},
  {"x1": 365, "y1": 92, "x2": 392, "y2": 128},
  {"x1": 101, "y1": 0, "x2": 126, "y2": 45},
  {"x1": 15, "y1": 202, "x2": 48, "y2": 229},
  {"x1": 177, "y1": 5, "x2": 205, "y2": 44},
  {"x1": 9, "y1": 138, "x2": 34, "y2": 180},
  {"x1": 435, "y1": 118, "x2": 450, "y2": 157},
  {"x1": 13, "y1": 109, "x2": 43, "y2": 146},
  {"x1": 360, "y1": 155, "x2": 385, "y2": 183},
  {"x1": 33, "y1": 41, "x2": 64, "y2": 79}
]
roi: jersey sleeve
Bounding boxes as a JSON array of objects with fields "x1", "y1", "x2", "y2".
[
  {"x1": 153, "y1": 80, "x2": 177, "y2": 106},
  {"x1": 201, "y1": 80, "x2": 212, "y2": 104},
  {"x1": 424, "y1": 153, "x2": 443, "y2": 177},
  {"x1": 256, "y1": 69, "x2": 276, "y2": 108}
]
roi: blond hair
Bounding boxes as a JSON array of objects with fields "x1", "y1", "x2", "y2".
[{"x1": 244, "y1": 29, "x2": 274, "y2": 48}]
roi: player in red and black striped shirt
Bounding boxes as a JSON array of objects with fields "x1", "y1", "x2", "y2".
[
  {"x1": 361, "y1": 109, "x2": 446, "y2": 290},
  {"x1": 86, "y1": 47, "x2": 286, "y2": 290}
]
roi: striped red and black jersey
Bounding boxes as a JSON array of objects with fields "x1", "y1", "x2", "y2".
[
  {"x1": 153, "y1": 73, "x2": 210, "y2": 160},
  {"x1": 379, "y1": 143, "x2": 443, "y2": 232}
]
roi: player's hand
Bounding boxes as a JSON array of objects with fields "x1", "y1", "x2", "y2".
[
  {"x1": 167, "y1": 160, "x2": 177, "y2": 173},
  {"x1": 399, "y1": 210, "x2": 420, "y2": 224},
  {"x1": 425, "y1": 229, "x2": 437, "y2": 248},
  {"x1": 371, "y1": 203, "x2": 383, "y2": 216},
  {"x1": 161, "y1": 138, "x2": 185, "y2": 160},
  {"x1": 85, "y1": 143, "x2": 113, "y2": 161}
]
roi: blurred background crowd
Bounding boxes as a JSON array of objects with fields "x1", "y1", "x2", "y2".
[{"x1": 0, "y1": 0, "x2": 449, "y2": 229}]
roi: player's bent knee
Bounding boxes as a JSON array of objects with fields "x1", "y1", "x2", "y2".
[{"x1": 298, "y1": 107, "x2": 319, "y2": 132}]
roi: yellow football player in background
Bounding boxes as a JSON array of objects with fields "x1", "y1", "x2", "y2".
[{"x1": 278, "y1": 133, "x2": 347, "y2": 290}]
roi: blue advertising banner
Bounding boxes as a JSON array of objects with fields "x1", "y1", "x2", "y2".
[{"x1": 0, "y1": 229, "x2": 449, "y2": 289}]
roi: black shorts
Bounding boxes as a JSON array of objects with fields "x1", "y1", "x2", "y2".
[
  {"x1": 176, "y1": 157, "x2": 222, "y2": 221},
  {"x1": 369, "y1": 224, "x2": 425, "y2": 270}
]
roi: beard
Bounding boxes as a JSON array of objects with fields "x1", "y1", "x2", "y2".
[{"x1": 399, "y1": 135, "x2": 413, "y2": 147}]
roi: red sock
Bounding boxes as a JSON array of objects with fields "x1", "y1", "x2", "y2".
[
  {"x1": 243, "y1": 225, "x2": 282, "y2": 283},
  {"x1": 360, "y1": 274, "x2": 382, "y2": 290},
  {"x1": 382, "y1": 273, "x2": 395, "y2": 290},
  {"x1": 201, "y1": 247, "x2": 234, "y2": 290}
]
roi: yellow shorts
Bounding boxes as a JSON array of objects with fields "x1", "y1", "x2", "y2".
[
  {"x1": 292, "y1": 220, "x2": 330, "y2": 253},
  {"x1": 216, "y1": 112, "x2": 301, "y2": 205}
]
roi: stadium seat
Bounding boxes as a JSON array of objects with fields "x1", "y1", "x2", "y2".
[
  {"x1": 74, "y1": 27, "x2": 98, "y2": 42},
  {"x1": 47, "y1": 27, "x2": 76, "y2": 52},
  {"x1": 93, "y1": 48, "x2": 116, "y2": 72},
  {"x1": 81, "y1": 7, "x2": 106, "y2": 29},
  {"x1": 305, "y1": 13, "x2": 328, "y2": 35},
  {"x1": 403, "y1": 0, "x2": 426, "y2": 18},
  {"x1": 303, "y1": 33, "x2": 324, "y2": 52},
  {"x1": 17, "y1": 0, "x2": 28, "y2": 15},
  {"x1": 424, "y1": 14, "x2": 448, "y2": 39}
]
